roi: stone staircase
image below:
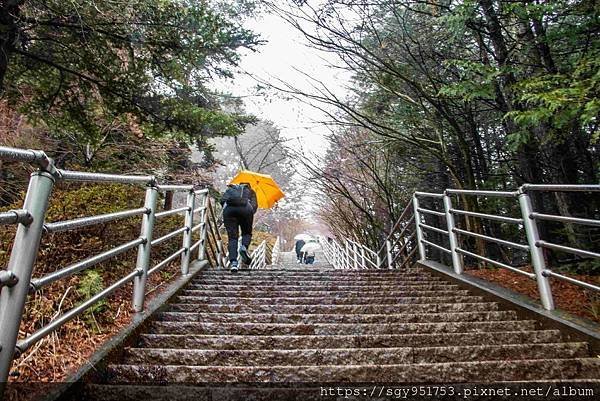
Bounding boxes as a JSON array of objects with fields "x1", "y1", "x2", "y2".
[{"x1": 74, "y1": 256, "x2": 600, "y2": 400}]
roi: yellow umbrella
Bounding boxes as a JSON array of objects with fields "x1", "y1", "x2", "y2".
[{"x1": 229, "y1": 170, "x2": 285, "y2": 209}]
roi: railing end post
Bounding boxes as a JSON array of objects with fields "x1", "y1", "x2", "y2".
[
  {"x1": 132, "y1": 186, "x2": 158, "y2": 313},
  {"x1": 443, "y1": 192, "x2": 463, "y2": 275},
  {"x1": 518, "y1": 190, "x2": 555, "y2": 311},
  {"x1": 0, "y1": 170, "x2": 54, "y2": 391},
  {"x1": 412, "y1": 194, "x2": 427, "y2": 262}
]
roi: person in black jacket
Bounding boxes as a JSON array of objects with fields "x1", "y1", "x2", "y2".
[
  {"x1": 220, "y1": 182, "x2": 258, "y2": 272},
  {"x1": 295, "y1": 239, "x2": 305, "y2": 263}
]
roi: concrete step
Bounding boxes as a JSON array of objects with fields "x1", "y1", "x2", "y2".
[
  {"x1": 105, "y1": 358, "x2": 600, "y2": 383},
  {"x1": 71, "y1": 259, "x2": 600, "y2": 392},
  {"x1": 193, "y1": 273, "x2": 442, "y2": 279},
  {"x1": 155, "y1": 310, "x2": 517, "y2": 324},
  {"x1": 121, "y1": 343, "x2": 589, "y2": 366},
  {"x1": 137, "y1": 330, "x2": 563, "y2": 350},
  {"x1": 147, "y1": 320, "x2": 536, "y2": 336},
  {"x1": 198, "y1": 269, "x2": 431, "y2": 275},
  {"x1": 167, "y1": 301, "x2": 500, "y2": 314},
  {"x1": 173, "y1": 295, "x2": 485, "y2": 305},
  {"x1": 185, "y1": 283, "x2": 462, "y2": 291},
  {"x1": 191, "y1": 276, "x2": 443, "y2": 284},
  {"x1": 189, "y1": 280, "x2": 448, "y2": 288},
  {"x1": 179, "y1": 289, "x2": 471, "y2": 298}
]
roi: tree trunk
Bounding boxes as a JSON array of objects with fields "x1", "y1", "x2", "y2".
[
  {"x1": 0, "y1": 1, "x2": 22, "y2": 91},
  {"x1": 164, "y1": 191, "x2": 174, "y2": 210}
]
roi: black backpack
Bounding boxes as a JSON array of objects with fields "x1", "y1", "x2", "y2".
[{"x1": 222, "y1": 184, "x2": 251, "y2": 206}]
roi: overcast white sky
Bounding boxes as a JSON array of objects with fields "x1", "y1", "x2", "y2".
[
  {"x1": 209, "y1": 5, "x2": 353, "y2": 226},
  {"x1": 214, "y1": 5, "x2": 350, "y2": 156}
]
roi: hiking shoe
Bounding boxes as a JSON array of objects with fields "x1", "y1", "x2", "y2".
[
  {"x1": 230, "y1": 261, "x2": 239, "y2": 273},
  {"x1": 239, "y1": 245, "x2": 252, "y2": 265}
]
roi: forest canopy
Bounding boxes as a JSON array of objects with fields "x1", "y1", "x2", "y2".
[
  {"x1": 0, "y1": 0, "x2": 261, "y2": 169},
  {"x1": 276, "y1": 0, "x2": 599, "y2": 255}
]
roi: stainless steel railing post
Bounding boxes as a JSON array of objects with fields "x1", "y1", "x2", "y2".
[
  {"x1": 331, "y1": 242, "x2": 338, "y2": 268},
  {"x1": 345, "y1": 240, "x2": 350, "y2": 269},
  {"x1": 198, "y1": 192, "x2": 208, "y2": 261},
  {"x1": 331, "y1": 243, "x2": 336, "y2": 268},
  {"x1": 0, "y1": 171, "x2": 54, "y2": 392},
  {"x1": 518, "y1": 188, "x2": 555, "y2": 310},
  {"x1": 208, "y1": 199, "x2": 226, "y2": 268},
  {"x1": 216, "y1": 240, "x2": 225, "y2": 268},
  {"x1": 132, "y1": 185, "x2": 158, "y2": 313},
  {"x1": 352, "y1": 242, "x2": 359, "y2": 269},
  {"x1": 180, "y1": 190, "x2": 195, "y2": 275},
  {"x1": 360, "y1": 246, "x2": 366, "y2": 269},
  {"x1": 443, "y1": 191, "x2": 464, "y2": 274},
  {"x1": 386, "y1": 239, "x2": 393, "y2": 269},
  {"x1": 412, "y1": 194, "x2": 426, "y2": 261}
]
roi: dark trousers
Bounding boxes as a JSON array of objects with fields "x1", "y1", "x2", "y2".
[{"x1": 223, "y1": 204, "x2": 254, "y2": 262}]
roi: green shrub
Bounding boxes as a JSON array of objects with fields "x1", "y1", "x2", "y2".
[{"x1": 76, "y1": 270, "x2": 107, "y2": 333}]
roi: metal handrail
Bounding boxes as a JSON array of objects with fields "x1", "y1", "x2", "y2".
[
  {"x1": 151, "y1": 227, "x2": 188, "y2": 247},
  {"x1": 415, "y1": 191, "x2": 444, "y2": 198},
  {"x1": 421, "y1": 238, "x2": 451, "y2": 254},
  {"x1": 419, "y1": 222, "x2": 449, "y2": 235},
  {"x1": 205, "y1": 198, "x2": 228, "y2": 268},
  {"x1": 0, "y1": 146, "x2": 53, "y2": 169},
  {"x1": 148, "y1": 248, "x2": 187, "y2": 276},
  {"x1": 543, "y1": 270, "x2": 600, "y2": 292},
  {"x1": 157, "y1": 184, "x2": 194, "y2": 192},
  {"x1": 30, "y1": 237, "x2": 146, "y2": 290},
  {"x1": 320, "y1": 210, "x2": 419, "y2": 269},
  {"x1": 450, "y1": 208, "x2": 523, "y2": 224},
  {"x1": 191, "y1": 222, "x2": 205, "y2": 232},
  {"x1": 455, "y1": 247, "x2": 536, "y2": 279},
  {"x1": 445, "y1": 189, "x2": 519, "y2": 198},
  {"x1": 155, "y1": 206, "x2": 190, "y2": 219},
  {"x1": 452, "y1": 227, "x2": 530, "y2": 251},
  {"x1": 271, "y1": 236, "x2": 281, "y2": 265},
  {"x1": 0, "y1": 210, "x2": 33, "y2": 226},
  {"x1": 530, "y1": 212, "x2": 600, "y2": 227},
  {"x1": 417, "y1": 207, "x2": 445, "y2": 217},
  {"x1": 321, "y1": 182, "x2": 600, "y2": 315},
  {"x1": 58, "y1": 169, "x2": 154, "y2": 185},
  {"x1": 522, "y1": 184, "x2": 600, "y2": 192},
  {"x1": 16, "y1": 269, "x2": 142, "y2": 355},
  {"x1": 44, "y1": 207, "x2": 149, "y2": 233},
  {"x1": 536, "y1": 240, "x2": 600, "y2": 259},
  {"x1": 249, "y1": 240, "x2": 267, "y2": 269},
  {"x1": 392, "y1": 231, "x2": 417, "y2": 264},
  {"x1": 0, "y1": 145, "x2": 232, "y2": 394},
  {"x1": 384, "y1": 201, "x2": 416, "y2": 242}
]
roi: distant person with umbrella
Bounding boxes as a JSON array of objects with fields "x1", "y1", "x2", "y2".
[
  {"x1": 223, "y1": 171, "x2": 285, "y2": 272},
  {"x1": 300, "y1": 241, "x2": 320, "y2": 264},
  {"x1": 294, "y1": 234, "x2": 312, "y2": 263}
]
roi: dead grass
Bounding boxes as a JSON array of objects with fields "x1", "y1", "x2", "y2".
[
  {"x1": 0, "y1": 183, "x2": 203, "y2": 401},
  {"x1": 3, "y1": 260, "x2": 181, "y2": 401},
  {"x1": 466, "y1": 266, "x2": 600, "y2": 324}
]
